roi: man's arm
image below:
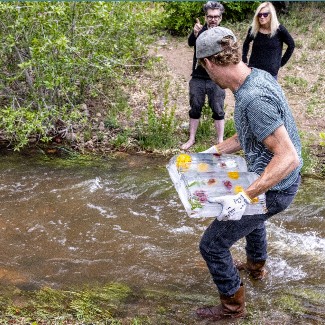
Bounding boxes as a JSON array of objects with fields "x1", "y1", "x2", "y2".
[
  {"x1": 188, "y1": 18, "x2": 203, "y2": 46},
  {"x1": 201, "y1": 134, "x2": 241, "y2": 154},
  {"x1": 188, "y1": 30, "x2": 196, "y2": 47},
  {"x1": 245, "y1": 125, "x2": 300, "y2": 199},
  {"x1": 217, "y1": 134, "x2": 241, "y2": 154}
]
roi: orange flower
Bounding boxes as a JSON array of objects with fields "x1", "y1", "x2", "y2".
[
  {"x1": 208, "y1": 178, "x2": 217, "y2": 185},
  {"x1": 197, "y1": 162, "x2": 209, "y2": 172}
]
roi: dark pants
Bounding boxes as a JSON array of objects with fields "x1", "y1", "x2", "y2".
[
  {"x1": 199, "y1": 174, "x2": 301, "y2": 296},
  {"x1": 189, "y1": 78, "x2": 225, "y2": 120}
]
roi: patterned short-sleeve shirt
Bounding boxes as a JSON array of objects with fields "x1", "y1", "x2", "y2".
[{"x1": 234, "y1": 68, "x2": 302, "y2": 191}]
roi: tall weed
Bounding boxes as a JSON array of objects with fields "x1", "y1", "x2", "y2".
[
  {"x1": 195, "y1": 103, "x2": 215, "y2": 142},
  {"x1": 136, "y1": 82, "x2": 178, "y2": 150}
]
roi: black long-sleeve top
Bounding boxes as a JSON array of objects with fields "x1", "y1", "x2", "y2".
[
  {"x1": 188, "y1": 24, "x2": 211, "y2": 79},
  {"x1": 242, "y1": 24, "x2": 295, "y2": 76}
]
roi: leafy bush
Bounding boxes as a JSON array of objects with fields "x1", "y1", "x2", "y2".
[
  {"x1": 161, "y1": 2, "x2": 203, "y2": 36},
  {"x1": 161, "y1": 1, "x2": 259, "y2": 36},
  {"x1": 300, "y1": 138, "x2": 317, "y2": 175},
  {"x1": 196, "y1": 103, "x2": 216, "y2": 141},
  {"x1": 190, "y1": 104, "x2": 236, "y2": 149},
  {"x1": 0, "y1": 2, "x2": 162, "y2": 149},
  {"x1": 222, "y1": 1, "x2": 260, "y2": 22},
  {"x1": 320, "y1": 132, "x2": 325, "y2": 147}
]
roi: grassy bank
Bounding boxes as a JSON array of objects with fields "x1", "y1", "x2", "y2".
[{"x1": 0, "y1": 281, "x2": 324, "y2": 324}]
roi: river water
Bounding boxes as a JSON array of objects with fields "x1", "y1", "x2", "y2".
[{"x1": 0, "y1": 151, "x2": 324, "y2": 321}]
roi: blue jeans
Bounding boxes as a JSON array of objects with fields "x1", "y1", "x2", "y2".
[{"x1": 199, "y1": 174, "x2": 301, "y2": 296}]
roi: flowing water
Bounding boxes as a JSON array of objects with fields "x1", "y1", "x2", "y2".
[{"x1": 0, "y1": 152, "x2": 324, "y2": 322}]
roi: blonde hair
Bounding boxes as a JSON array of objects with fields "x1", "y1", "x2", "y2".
[{"x1": 250, "y1": 2, "x2": 280, "y2": 38}]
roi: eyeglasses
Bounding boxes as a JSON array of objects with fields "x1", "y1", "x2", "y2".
[
  {"x1": 257, "y1": 12, "x2": 270, "y2": 18},
  {"x1": 206, "y1": 15, "x2": 221, "y2": 20}
]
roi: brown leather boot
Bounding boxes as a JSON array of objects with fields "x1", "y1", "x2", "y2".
[
  {"x1": 196, "y1": 283, "x2": 246, "y2": 321},
  {"x1": 235, "y1": 258, "x2": 267, "y2": 280}
]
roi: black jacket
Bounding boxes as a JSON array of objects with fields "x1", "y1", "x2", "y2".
[
  {"x1": 188, "y1": 24, "x2": 211, "y2": 80},
  {"x1": 242, "y1": 25, "x2": 295, "y2": 76}
]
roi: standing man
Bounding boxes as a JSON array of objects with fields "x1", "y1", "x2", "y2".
[
  {"x1": 194, "y1": 27, "x2": 302, "y2": 321},
  {"x1": 181, "y1": 1, "x2": 225, "y2": 150}
]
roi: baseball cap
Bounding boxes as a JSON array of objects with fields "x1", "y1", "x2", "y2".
[{"x1": 196, "y1": 26, "x2": 237, "y2": 59}]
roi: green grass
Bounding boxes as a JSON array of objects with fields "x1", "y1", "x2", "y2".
[{"x1": 1, "y1": 283, "x2": 324, "y2": 324}]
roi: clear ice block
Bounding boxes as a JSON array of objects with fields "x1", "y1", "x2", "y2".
[{"x1": 167, "y1": 153, "x2": 267, "y2": 218}]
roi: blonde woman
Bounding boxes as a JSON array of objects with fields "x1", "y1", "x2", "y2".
[{"x1": 242, "y1": 2, "x2": 295, "y2": 79}]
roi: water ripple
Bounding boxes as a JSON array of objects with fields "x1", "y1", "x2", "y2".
[{"x1": 269, "y1": 222, "x2": 325, "y2": 259}]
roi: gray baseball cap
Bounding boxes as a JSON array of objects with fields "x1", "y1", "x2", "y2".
[{"x1": 196, "y1": 26, "x2": 237, "y2": 59}]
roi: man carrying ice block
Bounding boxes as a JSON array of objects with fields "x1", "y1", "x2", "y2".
[{"x1": 192, "y1": 26, "x2": 302, "y2": 321}]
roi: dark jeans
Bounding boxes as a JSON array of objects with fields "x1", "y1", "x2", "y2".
[
  {"x1": 199, "y1": 174, "x2": 301, "y2": 296},
  {"x1": 189, "y1": 78, "x2": 225, "y2": 120}
]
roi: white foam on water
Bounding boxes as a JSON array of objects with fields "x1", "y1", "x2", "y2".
[
  {"x1": 267, "y1": 256, "x2": 307, "y2": 281},
  {"x1": 27, "y1": 224, "x2": 47, "y2": 233},
  {"x1": 57, "y1": 238, "x2": 67, "y2": 246},
  {"x1": 112, "y1": 225, "x2": 130, "y2": 233},
  {"x1": 68, "y1": 246, "x2": 78, "y2": 251},
  {"x1": 139, "y1": 243, "x2": 159, "y2": 253},
  {"x1": 167, "y1": 199, "x2": 182, "y2": 208},
  {"x1": 90, "y1": 178, "x2": 103, "y2": 192},
  {"x1": 268, "y1": 222, "x2": 325, "y2": 259},
  {"x1": 87, "y1": 203, "x2": 117, "y2": 219},
  {"x1": 129, "y1": 209, "x2": 147, "y2": 217},
  {"x1": 170, "y1": 226, "x2": 195, "y2": 234},
  {"x1": 68, "y1": 177, "x2": 103, "y2": 193},
  {"x1": 114, "y1": 192, "x2": 139, "y2": 200}
]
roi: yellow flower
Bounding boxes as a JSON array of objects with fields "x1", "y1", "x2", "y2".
[
  {"x1": 234, "y1": 185, "x2": 244, "y2": 194},
  {"x1": 227, "y1": 171, "x2": 239, "y2": 179},
  {"x1": 176, "y1": 154, "x2": 192, "y2": 170},
  {"x1": 234, "y1": 185, "x2": 259, "y2": 203}
]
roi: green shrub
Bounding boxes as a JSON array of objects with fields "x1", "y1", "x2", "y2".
[
  {"x1": 283, "y1": 76, "x2": 308, "y2": 89},
  {"x1": 191, "y1": 104, "x2": 236, "y2": 150},
  {"x1": 0, "y1": 2, "x2": 162, "y2": 150},
  {"x1": 161, "y1": 1, "x2": 259, "y2": 36},
  {"x1": 222, "y1": 1, "x2": 260, "y2": 22},
  {"x1": 299, "y1": 132, "x2": 318, "y2": 174},
  {"x1": 161, "y1": 2, "x2": 203, "y2": 36},
  {"x1": 320, "y1": 132, "x2": 325, "y2": 147}
]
